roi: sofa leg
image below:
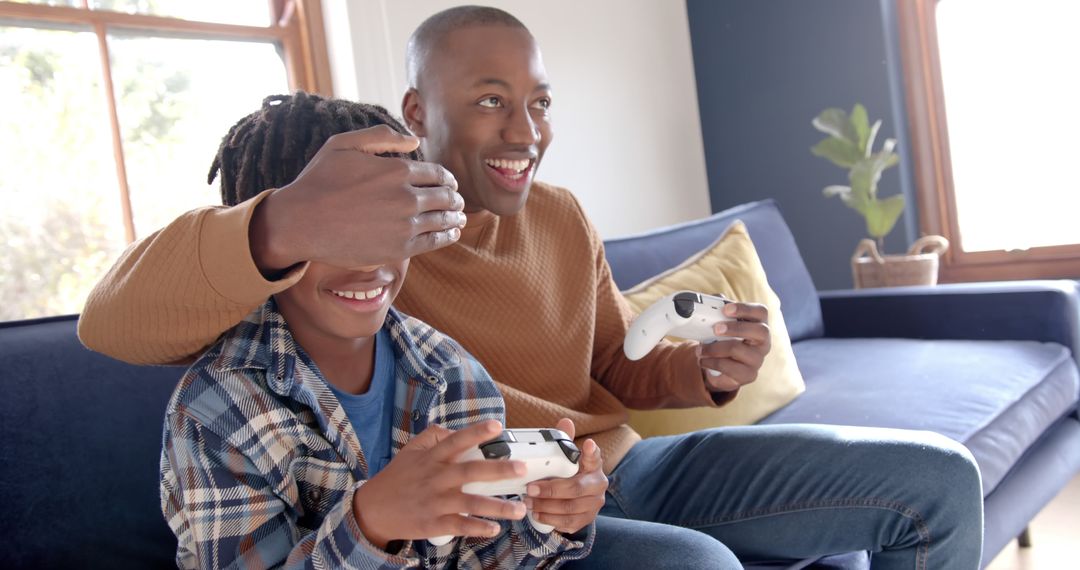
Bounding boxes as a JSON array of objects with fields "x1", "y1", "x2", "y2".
[{"x1": 1017, "y1": 527, "x2": 1032, "y2": 548}]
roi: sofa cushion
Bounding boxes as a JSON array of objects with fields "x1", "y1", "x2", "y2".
[
  {"x1": 761, "y1": 338, "x2": 1080, "y2": 494},
  {"x1": 604, "y1": 199, "x2": 824, "y2": 342},
  {"x1": 622, "y1": 220, "x2": 806, "y2": 432},
  {"x1": 0, "y1": 315, "x2": 180, "y2": 567}
]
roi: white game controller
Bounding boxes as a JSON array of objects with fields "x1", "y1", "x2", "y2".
[
  {"x1": 624, "y1": 290, "x2": 735, "y2": 375},
  {"x1": 428, "y1": 428, "x2": 581, "y2": 546}
]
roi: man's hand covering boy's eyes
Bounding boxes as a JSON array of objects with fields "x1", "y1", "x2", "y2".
[
  {"x1": 251, "y1": 125, "x2": 467, "y2": 276},
  {"x1": 522, "y1": 418, "x2": 607, "y2": 535}
]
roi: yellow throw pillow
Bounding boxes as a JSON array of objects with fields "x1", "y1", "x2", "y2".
[{"x1": 622, "y1": 220, "x2": 805, "y2": 436}]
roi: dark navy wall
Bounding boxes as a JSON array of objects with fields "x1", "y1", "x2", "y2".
[{"x1": 686, "y1": 0, "x2": 918, "y2": 290}]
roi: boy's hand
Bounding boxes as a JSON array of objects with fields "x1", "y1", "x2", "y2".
[
  {"x1": 697, "y1": 302, "x2": 771, "y2": 393},
  {"x1": 352, "y1": 420, "x2": 528, "y2": 549},
  {"x1": 523, "y1": 419, "x2": 606, "y2": 535},
  {"x1": 252, "y1": 125, "x2": 466, "y2": 276}
]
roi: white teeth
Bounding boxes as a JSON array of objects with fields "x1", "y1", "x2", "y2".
[
  {"x1": 484, "y1": 158, "x2": 531, "y2": 173},
  {"x1": 331, "y1": 286, "x2": 384, "y2": 300}
]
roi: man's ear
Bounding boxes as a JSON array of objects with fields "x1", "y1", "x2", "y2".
[{"x1": 402, "y1": 88, "x2": 426, "y2": 137}]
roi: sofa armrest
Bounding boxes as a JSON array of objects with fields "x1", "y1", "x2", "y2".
[{"x1": 819, "y1": 280, "x2": 1080, "y2": 362}]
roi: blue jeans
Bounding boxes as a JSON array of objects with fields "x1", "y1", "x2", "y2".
[
  {"x1": 584, "y1": 424, "x2": 983, "y2": 569},
  {"x1": 562, "y1": 515, "x2": 741, "y2": 569}
]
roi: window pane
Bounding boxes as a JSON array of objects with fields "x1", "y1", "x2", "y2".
[
  {"x1": 107, "y1": 36, "x2": 289, "y2": 237},
  {"x1": 91, "y1": 0, "x2": 272, "y2": 27},
  {"x1": 0, "y1": 26, "x2": 127, "y2": 321},
  {"x1": 937, "y1": 0, "x2": 1080, "y2": 252},
  {"x1": 3, "y1": 0, "x2": 78, "y2": 6}
]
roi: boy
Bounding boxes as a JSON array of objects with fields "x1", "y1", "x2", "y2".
[{"x1": 159, "y1": 92, "x2": 596, "y2": 569}]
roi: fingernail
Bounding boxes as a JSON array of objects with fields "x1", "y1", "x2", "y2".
[
  {"x1": 522, "y1": 498, "x2": 533, "y2": 510},
  {"x1": 514, "y1": 502, "x2": 528, "y2": 517},
  {"x1": 487, "y1": 523, "x2": 501, "y2": 536},
  {"x1": 714, "y1": 323, "x2": 727, "y2": 334},
  {"x1": 723, "y1": 304, "x2": 737, "y2": 316},
  {"x1": 451, "y1": 227, "x2": 461, "y2": 239},
  {"x1": 694, "y1": 345, "x2": 702, "y2": 357},
  {"x1": 458, "y1": 212, "x2": 467, "y2": 225},
  {"x1": 527, "y1": 484, "x2": 540, "y2": 497},
  {"x1": 513, "y1": 461, "x2": 527, "y2": 476}
]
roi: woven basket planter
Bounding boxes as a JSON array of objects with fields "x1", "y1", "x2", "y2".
[{"x1": 851, "y1": 235, "x2": 949, "y2": 289}]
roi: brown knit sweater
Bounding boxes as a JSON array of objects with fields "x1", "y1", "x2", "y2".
[{"x1": 79, "y1": 181, "x2": 723, "y2": 471}]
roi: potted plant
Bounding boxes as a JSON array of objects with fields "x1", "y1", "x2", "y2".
[{"x1": 811, "y1": 103, "x2": 948, "y2": 288}]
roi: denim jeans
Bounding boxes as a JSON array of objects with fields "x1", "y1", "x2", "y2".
[
  {"x1": 561, "y1": 515, "x2": 741, "y2": 569},
  {"x1": 588, "y1": 424, "x2": 983, "y2": 569}
]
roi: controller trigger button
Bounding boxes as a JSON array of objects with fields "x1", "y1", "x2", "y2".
[
  {"x1": 557, "y1": 440, "x2": 581, "y2": 463},
  {"x1": 480, "y1": 440, "x2": 512, "y2": 459}
]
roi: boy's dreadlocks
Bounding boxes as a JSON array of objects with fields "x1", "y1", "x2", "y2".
[{"x1": 208, "y1": 91, "x2": 420, "y2": 206}]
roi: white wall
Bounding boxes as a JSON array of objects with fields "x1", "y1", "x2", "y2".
[{"x1": 323, "y1": 0, "x2": 711, "y2": 238}]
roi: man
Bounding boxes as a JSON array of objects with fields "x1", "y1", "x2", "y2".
[{"x1": 81, "y1": 6, "x2": 983, "y2": 568}]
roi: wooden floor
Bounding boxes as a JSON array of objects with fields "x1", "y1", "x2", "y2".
[{"x1": 985, "y1": 474, "x2": 1080, "y2": 569}]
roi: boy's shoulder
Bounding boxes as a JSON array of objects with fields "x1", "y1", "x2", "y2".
[{"x1": 164, "y1": 308, "x2": 280, "y2": 429}]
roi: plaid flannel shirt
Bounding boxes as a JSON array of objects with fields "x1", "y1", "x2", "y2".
[{"x1": 160, "y1": 301, "x2": 594, "y2": 569}]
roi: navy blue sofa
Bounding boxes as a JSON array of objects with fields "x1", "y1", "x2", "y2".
[
  {"x1": 2, "y1": 198, "x2": 1079, "y2": 569},
  {"x1": 604, "y1": 199, "x2": 1080, "y2": 568}
]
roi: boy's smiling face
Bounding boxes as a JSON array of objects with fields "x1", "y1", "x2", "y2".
[
  {"x1": 274, "y1": 260, "x2": 407, "y2": 350},
  {"x1": 404, "y1": 25, "x2": 553, "y2": 216}
]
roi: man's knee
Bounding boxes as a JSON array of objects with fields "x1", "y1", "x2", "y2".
[
  {"x1": 905, "y1": 431, "x2": 982, "y2": 495},
  {"x1": 874, "y1": 430, "x2": 984, "y2": 538},
  {"x1": 922, "y1": 432, "x2": 984, "y2": 521}
]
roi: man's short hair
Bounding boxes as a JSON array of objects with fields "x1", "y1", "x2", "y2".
[{"x1": 406, "y1": 5, "x2": 531, "y2": 88}]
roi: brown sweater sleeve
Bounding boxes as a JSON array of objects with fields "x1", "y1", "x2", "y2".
[
  {"x1": 572, "y1": 198, "x2": 732, "y2": 410},
  {"x1": 77, "y1": 190, "x2": 306, "y2": 365}
]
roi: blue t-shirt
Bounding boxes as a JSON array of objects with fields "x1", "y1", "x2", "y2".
[{"x1": 326, "y1": 327, "x2": 397, "y2": 477}]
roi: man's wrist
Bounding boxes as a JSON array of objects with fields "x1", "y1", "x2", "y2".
[
  {"x1": 703, "y1": 371, "x2": 740, "y2": 406},
  {"x1": 249, "y1": 189, "x2": 302, "y2": 278}
]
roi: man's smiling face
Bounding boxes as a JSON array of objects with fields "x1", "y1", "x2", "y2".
[{"x1": 404, "y1": 25, "x2": 553, "y2": 216}]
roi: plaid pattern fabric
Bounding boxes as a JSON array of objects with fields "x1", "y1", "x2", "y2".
[{"x1": 160, "y1": 301, "x2": 593, "y2": 569}]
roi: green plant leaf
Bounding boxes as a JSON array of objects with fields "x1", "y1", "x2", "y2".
[
  {"x1": 850, "y1": 104, "x2": 870, "y2": 154},
  {"x1": 846, "y1": 185, "x2": 872, "y2": 216},
  {"x1": 824, "y1": 181, "x2": 870, "y2": 215},
  {"x1": 810, "y1": 104, "x2": 904, "y2": 241},
  {"x1": 811, "y1": 137, "x2": 862, "y2": 168},
  {"x1": 865, "y1": 119, "x2": 882, "y2": 158},
  {"x1": 823, "y1": 184, "x2": 869, "y2": 217},
  {"x1": 812, "y1": 107, "x2": 858, "y2": 143},
  {"x1": 864, "y1": 194, "x2": 906, "y2": 239},
  {"x1": 879, "y1": 139, "x2": 900, "y2": 169},
  {"x1": 823, "y1": 185, "x2": 851, "y2": 199},
  {"x1": 849, "y1": 138, "x2": 899, "y2": 198},
  {"x1": 849, "y1": 157, "x2": 877, "y2": 197}
]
